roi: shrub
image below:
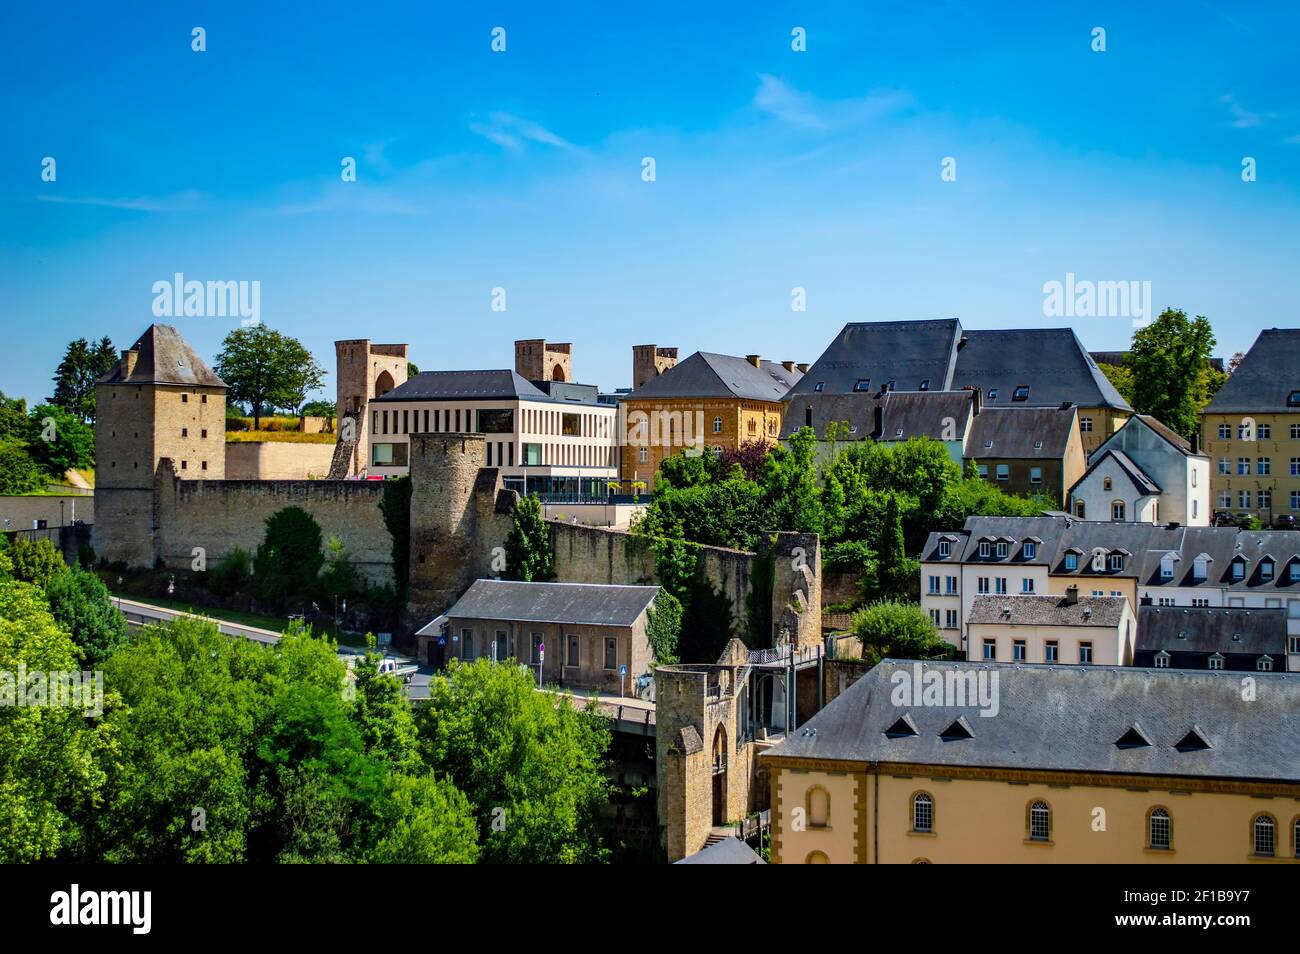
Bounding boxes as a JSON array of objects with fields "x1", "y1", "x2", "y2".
[
  {"x1": 45, "y1": 568, "x2": 127, "y2": 667},
  {"x1": 8, "y1": 538, "x2": 68, "y2": 589}
]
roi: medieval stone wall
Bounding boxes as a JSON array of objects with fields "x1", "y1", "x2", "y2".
[{"x1": 153, "y1": 460, "x2": 394, "y2": 585}]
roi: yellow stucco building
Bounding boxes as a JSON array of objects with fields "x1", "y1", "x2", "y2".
[
  {"x1": 619, "y1": 351, "x2": 803, "y2": 491},
  {"x1": 1201, "y1": 328, "x2": 1300, "y2": 527},
  {"x1": 762, "y1": 660, "x2": 1300, "y2": 863}
]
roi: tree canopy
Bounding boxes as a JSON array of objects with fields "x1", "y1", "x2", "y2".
[
  {"x1": 50, "y1": 336, "x2": 116, "y2": 424},
  {"x1": 214, "y1": 325, "x2": 325, "y2": 430}
]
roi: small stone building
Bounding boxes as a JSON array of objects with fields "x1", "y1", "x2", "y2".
[{"x1": 418, "y1": 579, "x2": 659, "y2": 694}]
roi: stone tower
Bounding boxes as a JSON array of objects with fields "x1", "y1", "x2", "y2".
[
  {"x1": 334, "y1": 339, "x2": 409, "y2": 475},
  {"x1": 514, "y1": 339, "x2": 572, "y2": 383},
  {"x1": 93, "y1": 324, "x2": 227, "y2": 567},
  {"x1": 632, "y1": 344, "x2": 678, "y2": 390},
  {"x1": 404, "y1": 433, "x2": 515, "y2": 632}
]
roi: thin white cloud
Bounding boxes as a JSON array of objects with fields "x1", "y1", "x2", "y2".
[
  {"x1": 1284, "y1": 133, "x2": 1300, "y2": 145},
  {"x1": 1219, "y1": 93, "x2": 1275, "y2": 129},
  {"x1": 35, "y1": 190, "x2": 205, "y2": 212},
  {"x1": 469, "y1": 112, "x2": 576, "y2": 151},
  {"x1": 753, "y1": 75, "x2": 913, "y2": 131}
]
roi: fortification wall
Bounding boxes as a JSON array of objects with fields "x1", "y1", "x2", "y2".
[
  {"x1": 154, "y1": 461, "x2": 394, "y2": 585},
  {"x1": 224, "y1": 441, "x2": 337, "y2": 480}
]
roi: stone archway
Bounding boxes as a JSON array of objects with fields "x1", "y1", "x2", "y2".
[
  {"x1": 711, "y1": 724, "x2": 728, "y2": 825},
  {"x1": 551, "y1": 363, "x2": 566, "y2": 382},
  {"x1": 375, "y1": 369, "x2": 395, "y2": 398}
]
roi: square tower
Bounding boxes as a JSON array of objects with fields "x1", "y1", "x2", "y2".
[
  {"x1": 93, "y1": 324, "x2": 227, "y2": 566},
  {"x1": 515, "y1": 338, "x2": 573, "y2": 383},
  {"x1": 632, "y1": 344, "x2": 678, "y2": 389},
  {"x1": 334, "y1": 339, "x2": 409, "y2": 475}
]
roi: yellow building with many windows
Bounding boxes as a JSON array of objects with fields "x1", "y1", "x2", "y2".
[
  {"x1": 1201, "y1": 328, "x2": 1300, "y2": 527},
  {"x1": 762, "y1": 660, "x2": 1300, "y2": 863},
  {"x1": 619, "y1": 351, "x2": 803, "y2": 491}
]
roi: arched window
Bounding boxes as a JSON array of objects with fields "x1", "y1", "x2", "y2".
[
  {"x1": 1028, "y1": 801, "x2": 1051, "y2": 842},
  {"x1": 804, "y1": 851, "x2": 829, "y2": 864},
  {"x1": 806, "y1": 786, "x2": 830, "y2": 829},
  {"x1": 1253, "y1": 814, "x2": 1276, "y2": 857},
  {"x1": 712, "y1": 417, "x2": 723, "y2": 434},
  {"x1": 1103, "y1": 476, "x2": 1112, "y2": 491},
  {"x1": 912, "y1": 792, "x2": 934, "y2": 833},
  {"x1": 1111, "y1": 500, "x2": 1126, "y2": 521},
  {"x1": 1148, "y1": 807, "x2": 1171, "y2": 850}
]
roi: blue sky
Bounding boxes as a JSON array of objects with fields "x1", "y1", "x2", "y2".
[{"x1": 3, "y1": 1, "x2": 1299, "y2": 404}]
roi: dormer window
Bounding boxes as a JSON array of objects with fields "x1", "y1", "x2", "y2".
[
  {"x1": 988, "y1": 388, "x2": 999, "y2": 399},
  {"x1": 996, "y1": 542, "x2": 1009, "y2": 559},
  {"x1": 1023, "y1": 542, "x2": 1037, "y2": 560},
  {"x1": 1290, "y1": 561, "x2": 1300, "y2": 583},
  {"x1": 1012, "y1": 385, "x2": 1030, "y2": 401},
  {"x1": 854, "y1": 379, "x2": 871, "y2": 392},
  {"x1": 814, "y1": 382, "x2": 825, "y2": 392},
  {"x1": 1153, "y1": 650, "x2": 1170, "y2": 668},
  {"x1": 919, "y1": 379, "x2": 930, "y2": 391},
  {"x1": 1288, "y1": 390, "x2": 1300, "y2": 407},
  {"x1": 1260, "y1": 558, "x2": 1275, "y2": 582},
  {"x1": 1231, "y1": 559, "x2": 1245, "y2": 582},
  {"x1": 1108, "y1": 554, "x2": 1124, "y2": 571},
  {"x1": 1193, "y1": 556, "x2": 1209, "y2": 581},
  {"x1": 1207, "y1": 653, "x2": 1225, "y2": 671},
  {"x1": 1064, "y1": 552, "x2": 1078, "y2": 571},
  {"x1": 1258, "y1": 656, "x2": 1274, "y2": 672},
  {"x1": 979, "y1": 542, "x2": 991, "y2": 558},
  {"x1": 1160, "y1": 554, "x2": 1176, "y2": 580},
  {"x1": 938, "y1": 540, "x2": 951, "y2": 558}
]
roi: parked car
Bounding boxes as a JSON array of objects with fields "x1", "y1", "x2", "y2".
[{"x1": 1273, "y1": 514, "x2": 1297, "y2": 531}]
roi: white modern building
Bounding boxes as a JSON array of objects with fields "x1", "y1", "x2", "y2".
[{"x1": 367, "y1": 370, "x2": 619, "y2": 502}]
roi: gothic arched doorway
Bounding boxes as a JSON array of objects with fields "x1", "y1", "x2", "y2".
[
  {"x1": 375, "y1": 370, "x2": 395, "y2": 398},
  {"x1": 711, "y1": 724, "x2": 728, "y2": 825}
]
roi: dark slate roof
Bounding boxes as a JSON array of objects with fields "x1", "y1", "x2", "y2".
[
  {"x1": 786, "y1": 320, "x2": 1130, "y2": 411},
  {"x1": 779, "y1": 389, "x2": 974, "y2": 441},
  {"x1": 1136, "y1": 605, "x2": 1287, "y2": 656},
  {"x1": 966, "y1": 406, "x2": 1077, "y2": 459},
  {"x1": 628, "y1": 351, "x2": 801, "y2": 402},
  {"x1": 760, "y1": 660, "x2": 1300, "y2": 783},
  {"x1": 954, "y1": 328, "x2": 1131, "y2": 411},
  {"x1": 674, "y1": 837, "x2": 767, "y2": 865},
  {"x1": 374, "y1": 369, "x2": 547, "y2": 402},
  {"x1": 968, "y1": 594, "x2": 1128, "y2": 627},
  {"x1": 98, "y1": 324, "x2": 226, "y2": 388},
  {"x1": 927, "y1": 515, "x2": 1300, "y2": 592},
  {"x1": 1205, "y1": 329, "x2": 1300, "y2": 413},
  {"x1": 785, "y1": 319, "x2": 963, "y2": 399},
  {"x1": 443, "y1": 579, "x2": 659, "y2": 627}
]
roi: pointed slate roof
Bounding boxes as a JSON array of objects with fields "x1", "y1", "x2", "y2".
[
  {"x1": 628, "y1": 351, "x2": 801, "y2": 402},
  {"x1": 1205, "y1": 328, "x2": 1300, "y2": 413},
  {"x1": 785, "y1": 319, "x2": 963, "y2": 399},
  {"x1": 99, "y1": 324, "x2": 226, "y2": 388}
]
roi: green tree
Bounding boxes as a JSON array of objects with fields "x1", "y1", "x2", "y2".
[
  {"x1": 1097, "y1": 361, "x2": 1135, "y2": 406},
  {"x1": 1125, "y1": 308, "x2": 1218, "y2": 440},
  {"x1": 8, "y1": 538, "x2": 68, "y2": 589},
  {"x1": 367, "y1": 772, "x2": 478, "y2": 864},
  {"x1": 378, "y1": 475, "x2": 411, "y2": 607},
  {"x1": 415, "y1": 658, "x2": 611, "y2": 863},
  {"x1": 253, "y1": 507, "x2": 325, "y2": 609},
  {"x1": 214, "y1": 325, "x2": 323, "y2": 430},
  {"x1": 645, "y1": 591, "x2": 682, "y2": 665},
  {"x1": 504, "y1": 494, "x2": 554, "y2": 582},
  {"x1": 26, "y1": 403, "x2": 95, "y2": 476},
  {"x1": 0, "y1": 390, "x2": 30, "y2": 443},
  {"x1": 51, "y1": 336, "x2": 116, "y2": 424},
  {"x1": 0, "y1": 579, "x2": 115, "y2": 862},
  {"x1": 45, "y1": 568, "x2": 128, "y2": 668},
  {"x1": 861, "y1": 494, "x2": 918, "y2": 602},
  {"x1": 762, "y1": 426, "x2": 824, "y2": 534},
  {"x1": 655, "y1": 450, "x2": 719, "y2": 491},
  {"x1": 850, "y1": 600, "x2": 954, "y2": 665},
  {"x1": 0, "y1": 439, "x2": 45, "y2": 494}
]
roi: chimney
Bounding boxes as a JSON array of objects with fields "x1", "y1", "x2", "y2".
[
  {"x1": 746, "y1": 354, "x2": 761, "y2": 369},
  {"x1": 797, "y1": 363, "x2": 810, "y2": 373},
  {"x1": 1139, "y1": 594, "x2": 1153, "y2": 606},
  {"x1": 1190, "y1": 429, "x2": 1199, "y2": 454},
  {"x1": 872, "y1": 404, "x2": 884, "y2": 440},
  {"x1": 120, "y1": 349, "x2": 138, "y2": 380},
  {"x1": 965, "y1": 385, "x2": 983, "y2": 416},
  {"x1": 781, "y1": 360, "x2": 797, "y2": 373},
  {"x1": 1064, "y1": 584, "x2": 1079, "y2": 606}
]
